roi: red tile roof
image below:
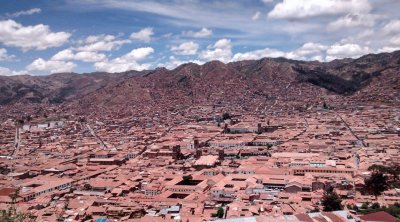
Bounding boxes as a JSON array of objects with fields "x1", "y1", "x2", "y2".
[{"x1": 360, "y1": 211, "x2": 397, "y2": 222}]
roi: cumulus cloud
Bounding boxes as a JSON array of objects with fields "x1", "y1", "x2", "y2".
[
  {"x1": 376, "y1": 20, "x2": 400, "y2": 53},
  {"x1": 94, "y1": 47, "x2": 154, "y2": 72},
  {"x1": 76, "y1": 34, "x2": 129, "y2": 52},
  {"x1": 389, "y1": 36, "x2": 400, "y2": 46},
  {"x1": 268, "y1": 0, "x2": 371, "y2": 19},
  {"x1": 232, "y1": 42, "x2": 327, "y2": 62},
  {"x1": 171, "y1": 41, "x2": 199, "y2": 55},
  {"x1": 326, "y1": 43, "x2": 371, "y2": 61},
  {"x1": 0, "y1": 67, "x2": 27, "y2": 76},
  {"x1": 252, "y1": 11, "x2": 261, "y2": 21},
  {"x1": 52, "y1": 49, "x2": 75, "y2": 61},
  {"x1": 182, "y1": 28, "x2": 212, "y2": 38},
  {"x1": 7, "y1": 8, "x2": 41, "y2": 18},
  {"x1": 159, "y1": 56, "x2": 204, "y2": 70},
  {"x1": 200, "y1": 38, "x2": 232, "y2": 63},
  {"x1": 74, "y1": 51, "x2": 106, "y2": 62},
  {"x1": 130, "y1": 27, "x2": 154, "y2": 42},
  {"x1": 290, "y1": 42, "x2": 328, "y2": 60},
  {"x1": 0, "y1": 19, "x2": 70, "y2": 51},
  {"x1": 27, "y1": 58, "x2": 76, "y2": 73},
  {"x1": 381, "y1": 20, "x2": 400, "y2": 36},
  {"x1": 327, "y1": 13, "x2": 380, "y2": 31},
  {"x1": 232, "y1": 48, "x2": 286, "y2": 61},
  {"x1": 0, "y1": 48, "x2": 15, "y2": 61},
  {"x1": 52, "y1": 49, "x2": 106, "y2": 62}
]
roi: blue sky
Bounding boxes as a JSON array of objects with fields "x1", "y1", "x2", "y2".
[{"x1": 0, "y1": 0, "x2": 399, "y2": 75}]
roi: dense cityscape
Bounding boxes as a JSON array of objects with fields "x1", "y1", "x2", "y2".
[{"x1": 1, "y1": 0, "x2": 400, "y2": 222}]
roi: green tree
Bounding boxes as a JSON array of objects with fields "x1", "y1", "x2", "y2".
[
  {"x1": 371, "y1": 202, "x2": 380, "y2": 209},
  {"x1": 364, "y1": 172, "x2": 388, "y2": 196},
  {"x1": 368, "y1": 164, "x2": 388, "y2": 173},
  {"x1": 222, "y1": 113, "x2": 231, "y2": 120},
  {"x1": 0, "y1": 188, "x2": 34, "y2": 222},
  {"x1": 323, "y1": 101, "x2": 329, "y2": 110},
  {"x1": 217, "y1": 207, "x2": 224, "y2": 218},
  {"x1": 182, "y1": 175, "x2": 193, "y2": 182},
  {"x1": 321, "y1": 189, "x2": 343, "y2": 212},
  {"x1": 361, "y1": 202, "x2": 369, "y2": 209}
]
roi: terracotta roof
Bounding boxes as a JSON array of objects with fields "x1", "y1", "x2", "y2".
[{"x1": 360, "y1": 211, "x2": 397, "y2": 222}]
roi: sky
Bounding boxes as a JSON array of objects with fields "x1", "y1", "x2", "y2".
[{"x1": 0, "y1": 0, "x2": 399, "y2": 76}]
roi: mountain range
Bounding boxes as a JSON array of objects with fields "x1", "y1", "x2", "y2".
[{"x1": 1, "y1": 50, "x2": 399, "y2": 113}]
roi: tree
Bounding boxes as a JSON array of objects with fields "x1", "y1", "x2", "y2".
[
  {"x1": 222, "y1": 113, "x2": 231, "y2": 120},
  {"x1": 371, "y1": 202, "x2": 380, "y2": 209},
  {"x1": 367, "y1": 164, "x2": 400, "y2": 189},
  {"x1": 217, "y1": 207, "x2": 224, "y2": 218},
  {"x1": 364, "y1": 172, "x2": 388, "y2": 196},
  {"x1": 182, "y1": 175, "x2": 193, "y2": 182},
  {"x1": 361, "y1": 202, "x2": 369, "y2": 209},
  {"x1": 368, "y1": 164, "x2": 387, "y2": 173},
  {"x1": 321, "y1": 189, "x2": 343, "y2": 212},
  {"x1": 0, "y1": 188, "x2": 34, "y2": 222},
  {"x1": 323, "y1": 101, "x2": 329, "y2": 110}
]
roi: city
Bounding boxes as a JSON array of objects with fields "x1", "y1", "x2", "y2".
[{"x1": 0, "y1": 0, "x2": 400, "y2": 221}]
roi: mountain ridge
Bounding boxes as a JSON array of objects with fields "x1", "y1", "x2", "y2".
[{"x1": 0, "y1": 50, "x2": 399, "y2": 109}]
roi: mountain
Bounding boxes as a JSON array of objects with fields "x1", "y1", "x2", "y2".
[
  {"x1": 0, "y1": 51, "x2": 399, "y2": 114},
  {"x1": 0, "y1": 70, "x2": 148, "y2": 105}
]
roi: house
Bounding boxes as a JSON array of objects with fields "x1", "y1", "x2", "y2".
[{"x1": 360, "y1": 211, "x2": 397, "y2": 222}]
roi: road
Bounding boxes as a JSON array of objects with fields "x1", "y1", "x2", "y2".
[
  {"x1": 11, "y1": 127, "x2": 20, "y2": 156},
  {"x1": 336, "y1": 114, "x2": 366, "y2": 147},
  {"x1": 284, "y1": 117, "x2": 309, "y2": 143},
  {"x1": 86, "y1": 124, "x2": 108, "y2": 149}
]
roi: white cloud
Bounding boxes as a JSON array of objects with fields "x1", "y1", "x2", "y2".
[
  {"x1": 171, "y1": 41, "x2": 199, "y2": 55},
  {"x1": 7, "y1": 8, "x2": 41, "y2": 18},
  {"x1": 27, "y1": 58, "x2": 76, "y2": 73},
  {"x1": 378, "y1": 46, "x2": 400, "y2": 53},
  {"x1": 0, "y1": 48, "x2": 15, "y2": 61},
  {"x1": 200, "y1": 38, "x2": 232, "y2": 63},
  {"x1": 182, "y1": 28, "x2": 212, "y2": 38},
  {"x1": 76, "y1": 34, "x2": 129, "y2": 52},
  {"x1": 232, "y1": 48, "x2": 286, "y2": 61},
  {"x1": 94, "y1": 47, "x2": 154, "y2": 72},
  {"x1": 231, "y1": 41, "x2": 337, "y2": 62},
  {"x1": 0, "y1": 19, "x2": 70, "y2": 51},
  {"x1": 74, "y1": 51, "x2": 106, "y2": 62},
  {"x1": 327, "y1": 13, "x2": 380, "y2": 31},
  {"x1": 159, "y1": 56, "x2": 204, "y2": 70},
  {"x1": 376, "y1": 21, "x2": 400, "y2": 53},
  {"x1": 52, "y1": 49, "x2": 75, "y2": 61},
  {"x1": 130, "y1": 27, "x2": 154, "y2": 42},
  {"x1": 232, "y1": 42, "x2": 327, "y2": 61},
  {"x1": 390, "y1": 36, "x2": 400, "y2": 46},
  {"x1": 123, "y1": 47, "x2": 154, "y2": 61},
  {"x1": 326, "y1": 43, "x2": 371, "y2": 61},
  {"x1": 262, "y1": 0, "x2": 274, "y2": 3},
  {"x1": 381, "y1": 20, "x2": 400, "y2": 36},
  {"x1": 0, "y1": 67, "x2": 27, "y2": 76},
  {"x1": 268, "y1": 0, "x2": 371, "y2": 19},
  {"x1": 289, "y1": 42, "x2": 327, "y2": 60},
  {"x1": 252, "y1": 11, "x2": 261, "y2": 21},
  {"x1": 52, "y1": 49, "x2": 106, "y2": 62}
]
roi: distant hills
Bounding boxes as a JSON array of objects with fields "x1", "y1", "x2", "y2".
[{"x1": 1, "y1": 51, "x2": 399, "y2": 111}]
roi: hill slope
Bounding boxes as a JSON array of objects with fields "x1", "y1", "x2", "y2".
[{"x1": 0, "y1": 51, "x2": 399, "y2": 112}]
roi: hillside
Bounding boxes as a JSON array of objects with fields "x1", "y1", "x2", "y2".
[{"x1": 0, "y1": 51, "x2": 399, "y2": 112}]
